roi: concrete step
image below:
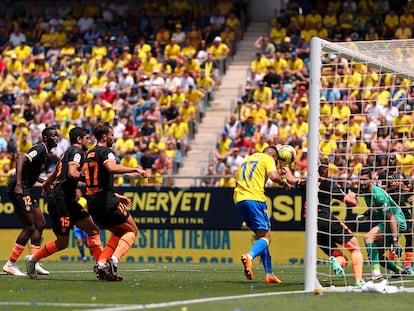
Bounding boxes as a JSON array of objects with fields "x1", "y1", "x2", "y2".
[{"x1": 176, "y1": 21, "x2": 270, "y2": 180}]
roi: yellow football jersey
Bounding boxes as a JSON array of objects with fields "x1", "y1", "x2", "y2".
[{"x1": 233, "y1": 152, "x2": 276, "y2": 203}]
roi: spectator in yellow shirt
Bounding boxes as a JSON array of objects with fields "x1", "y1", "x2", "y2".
[
  {"x1": 251, "y1": 52, "x2": 270, "y2": 80},
  {"x1": 71, "y1": 101, "x2": 84, "y2": 122},
  {"x1": 219, "y1": 167, "x2": 236, "y2": 188},
  {"x1": 305, "y1": 9, "x2": 322, "y2": 28},
  {"x1": 46, "y1": 87, "x2": 64, "y2": 108},
  {"x1": 179, "y1": 98, "x2": 197, "y2": 135},
  {"x1": 141, "y1": 52, "x2": 159, "y2": 75},
  {"x1": 16, "y1": 130, "x2": 32, "y2": 153},
  {"x1": 7, "y1": 54, "x2": 22, "y2": 77},
  {"x1": 55, "y1": 102, "x2": 72, "y2": 124},
  {"x1": 120, "y1": 150, "x2": 140, "y2": 185},
  {"x1": 323, "y1": 8, "x2": 338, "y2": 29},
  {"x1": 168, "y1": 115, "x2": 189, "y2": 152},
  {"x1": 270, "y1": 23, "x2": 286, "y2": 45},
  {"x1": 250, "y1": 102, "x2": 268, "y2": 126},
  {"x1": 279, "y1": 100, "x2": 296, "y2": 122},
  {"x1": 253, "y1": 80, "x2": 272, "y2": 108},
  {"x1": 54, "y1": 25, "x2": 68, "y2": 48},
  {"x1": 184, "y1": 55, "x2": 201, "y2": 75},
  {"x1": 84, "y1": 99, "x2": 103, "y2": 123},
  {"x1": 101, "y1": 102, "x2": 116, "y2": 122},
  {"x1": 56, "y1": 71, "x2": 71, "y2": 92},
  {"x1": 384, "y1": 9, "x2": 400, "y2": 31},
  {"x1": 0, "y1": 69, "x2": 17, "y2": 92},
  {"x1": 59, "y1": 118, "x2": 76, "y2": 139},
  {"x1": 332, "y1": 100, "x2": 351, "y2": 122},
  {"x1": 134, "y1": 37, "x2": 152, "y2": 61},
  {"x1": 185, "y1": 85, "x2": 204, "y2": 108},
  {"x1": 71, "y1": 67, "x2": 88, "y2": 92},
  {"x1": 319, "y1": 131, "x2": 337, "y2": 158},
  {"x1": 91, "y1": 38, "x2": 108, "y2": 59},
  {"x1": 395, "y1": 21, "x2": 412, "y2": 39},
  {"x1": 77, "y1": 86, "x2": 94, "y2": 106},
  {"x1": 209, "y1": 36, "x2": 230, "y2": 61},
  {"x1": 164, "y1": 37, "x2": 181, "y2": 68},
  {"x1": 0, "y1": 162, "x2": 12, "y2": 186},
  {"x1": 300, "y1": 22, "x2": 317, "y2": 43},
  {"x1": 290, "y1": 114, "x2": 308, "y2": 146},
  {"x1": 89, "y1": 68, "x2": 108, "y2": 96},
  {"x1": 156, "y1": 26, "x2": 171, "y2": 49},
  {"x1": 14, "y1": 41, "x2": 31, "y2": 61},
  {"x1": 115, "y1": 130, "x2": 135, "y2": 159}
]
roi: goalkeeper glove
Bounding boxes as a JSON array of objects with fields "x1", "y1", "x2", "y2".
[{"x1": 390, "y1": 238, "x2": 403, "y2": 258}]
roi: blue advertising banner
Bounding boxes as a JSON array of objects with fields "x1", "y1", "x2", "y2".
[{"x1": 0, "y1": 186, "x2": 368, "y2": 231}]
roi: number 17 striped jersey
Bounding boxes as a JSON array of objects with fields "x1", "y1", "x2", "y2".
[
  {"x1": 233, "y1": 152, "x2": 276, "y2": 203},
  {"x1": 83, "y1": 145, "x2": 116, "y2": 196}
]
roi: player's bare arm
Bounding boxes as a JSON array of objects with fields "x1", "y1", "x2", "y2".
[
  {"x1": 105, "y1": 160, "x2": 149, "y2": 178},
  {"x1": 68, "y1": 162, "x2": 82, "y2": 181},
  {"x1": 14, "y1": 154, "x2": 28, "y2": 194},
  {"x1": 343, "y1": 190, "x2": 357, "y2": 207}
]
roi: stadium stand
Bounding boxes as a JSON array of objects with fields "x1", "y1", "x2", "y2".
[
  {"x1": 0, "y1": 0, "x2": 249, "y2": 186},
  {"x1": 1, "y1": 0, "x2": 414, "y2": 188},
  {"x1": 194, "y1": 0, "x2": 414, "y2": 189}
]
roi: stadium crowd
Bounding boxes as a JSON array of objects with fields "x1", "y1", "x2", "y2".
[
  {"x1": 210, "y1": 0, "x2": 414, "y2": 189},
  {"x1": 0, "y1": 0, "x2": 248, "y2": 187}
]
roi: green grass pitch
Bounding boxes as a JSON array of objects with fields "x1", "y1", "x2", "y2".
[{"x1": 0, "y1": 262, "x2": 413, "y2": 311}]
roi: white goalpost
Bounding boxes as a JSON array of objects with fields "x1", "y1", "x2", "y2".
[{"x1": 306, "y1": 37, "x2": 414, "y2": 292}]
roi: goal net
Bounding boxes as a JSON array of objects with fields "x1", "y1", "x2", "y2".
[{"x1": 306, "y1": 37, "x2": 414, "y2": 292}]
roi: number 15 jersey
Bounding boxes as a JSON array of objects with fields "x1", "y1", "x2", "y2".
[{"x1": 233, "y1": 152, "x2": 276, "y2": 203}]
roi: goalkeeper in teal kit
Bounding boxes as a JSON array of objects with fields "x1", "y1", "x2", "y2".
[{"x1": 359, "y1": 169, "x2": 407, "y2": 280}]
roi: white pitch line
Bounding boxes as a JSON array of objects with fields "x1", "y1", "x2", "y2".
[{"x1": 82, "y1": 290, "x2": 309, "y2": 311}]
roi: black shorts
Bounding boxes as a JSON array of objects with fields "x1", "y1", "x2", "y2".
[
  {"x1": 86, "y1": 191, "x2": 129, "y2": 228},
  {"x1": 402, "y1": 206, "x2": 412, "y2": 222},
  {"x1": 48, "y1": 192, "x2": 90, "y2": 236},
  {"x1": 8, "y1": 191, "x2": 39, "y2": 215},
  {"x1": 317, "y1": 215, "x2": 353, "y2": 257}
]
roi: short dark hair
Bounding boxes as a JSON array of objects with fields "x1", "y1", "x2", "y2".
[
  {"x1": 93, "y1": 121, "x2": 112, "y2": 141},
  {"x1": 42, "y1": 127, "x2": 57, "y2": 139},
  {"x1": 359, "y1": 168, "x2": 372, "y2": 179},
  {"x1": 69, "y1": 127, "x2": 88, "y2": 144},
  {"x1": 318, "y1": 157, "x2": 329, "y2": 175},
  {"x1": 263, "y1": 145, "x2": 278, "y2": 156}
]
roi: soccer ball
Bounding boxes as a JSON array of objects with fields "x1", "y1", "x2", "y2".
[{"x1": 277, "y1": 145, "x2": 297, "y2": 166}]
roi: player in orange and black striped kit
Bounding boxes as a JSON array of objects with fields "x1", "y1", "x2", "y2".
[
  {"x1": 83, "y1": 121, "x2": 148, "y2": 281},
  {"x1": 3, "y1": 127, "x2": 59, "y2": 276},
  {"x1": 25, "y1": 127, "x2": 103, "y2": 279}
]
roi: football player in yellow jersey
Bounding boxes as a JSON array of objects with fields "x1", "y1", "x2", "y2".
[{"x1": 235, "y1": 145, "x2": 295, "y2": 284}]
